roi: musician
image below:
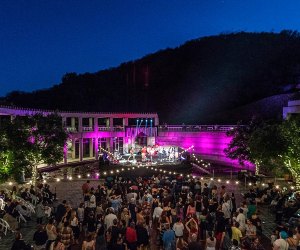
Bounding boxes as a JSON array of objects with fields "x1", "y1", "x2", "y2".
[
  {"x1": 128, "y1": 147, "x2": 135, "y2": 161},
  {"x1": 141, "y1": 146, "x2": 147, "y2": 162},
  {"x1": 150, "y1": 146, "x2": 155, "y2": 162}
]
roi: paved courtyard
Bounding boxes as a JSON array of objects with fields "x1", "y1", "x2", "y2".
[{"x1": 0, "y1": 177, "x2": 276, "y2": 249}]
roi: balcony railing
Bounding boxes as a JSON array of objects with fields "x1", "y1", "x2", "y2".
[
  {"x1": 98, "y1": 126, "x2": 124, "y2": 131},
  {"x1": 82, "y1": 126, "x2": 93, "y2": 131},
  {"x1": 65, "y1": 125, "x2": 236, "y2": 133},
  {"x1": 158, "y1": 125, "x2": 236, "y2": 132},
  {"x1": 66, "y1": 127, "x2": 77, "y2": 132}
]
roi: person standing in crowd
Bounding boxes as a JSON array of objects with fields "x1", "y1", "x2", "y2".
[
  {"x1": 105, "y1": 208, "x2": 118, "y2": 230},
  {"x1": 136, "y1": 222, "x2": 149, "y2": 250},
  {"x1": 230, "y1": 239, "x2": 241, "y2": 250},
  {"x1": 185, "y1": 215, "x2": 199, "y2": 243},
  {"x1": 82, "y1": 234, "x2": 96, "y2": 250},
  {"x1": 33, "y1": 225, "x2": 48, "y2": 250},
  {"x1": 89, "y1": 188, "x2": 97, "y2": 211},
  {"x1": 125, "y1": 222, "x2": 138, "y2": 250},
  {"x1": 231, "y1": 222, "x2": 243, "y2": 245},
  {"x1": 187, "y1": 233, "x2": 202, "y2": 250},
  {"x1": 35, "y1": 201, "x2": 45, "y2": 225},
  {"x1": 56, "y1": 200, "x2": 67, "y2": 223},
  {"x1": 162, "y1": 223, "x2": 176, "y2": 250},
  {"x1": 46, "y1": 217, "x2": 57, "y2": 249},
  {"x1": 50, "y1": 235, "x2": 65, "y2": 250},
  {"x1": 11, "y1": 232, "x2": 31, "y2": 250},
  {"x1": 70, "y1": 209, "x2": 80, "y2": 245},
  {"x1": 82, "y1": 180, "x2": 90, "y2": 196},
  {"x1": 273, "y1": 231, "x2": 289, "y2": 250},
  {"x1": 173, "y1": 217, "x2": 185, "y2": 238},
  {"x1": 60, "y1": 221, "x2": 73, "y2": 250},
  {"x1": 205, "y1": 231, "x2": 216, "y2": 250},
  {"x1": 236, "y1": 209, "x2": 246, "y2": 234}
]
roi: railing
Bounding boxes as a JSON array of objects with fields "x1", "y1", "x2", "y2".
[
  {"x1": 98, "y1": 126, "x2": 110, "y2": 131},
  {"x1": 66, "y1": 127, "x2": 77, "y2": 132},
  {"x1": 65, "y1": 125, "x2": 236, "y2": 133},
  {"x1": 98, "y1": 126, "x2": 125, "y2": 131},
  {"x1": 158, "y1": 125, "x2": 236, "y2": 132},
  {"x1": 83, "y1": 126, "x2": 93, "y2": 131}
]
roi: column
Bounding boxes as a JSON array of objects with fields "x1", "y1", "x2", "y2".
[
  {"x1": 89, "y1": 138, "x2": 94, "y2": 158},
  {"x1": 95, "y1": 137, "x2": 99, "y2": 160},
  {"x1": 78, "y1": 117, "x2": 83, "y2": 132},
  {"x1": 123, "y1": 117, "x2": 128, "y2": 154},
  {"x1": 71, "y1": 139, "x2": 76, "y2": 160},
  {"x1": 94, "y1": 117, "x2": 98, "y2": 132},
  {"x1": 89, "y1": 118, "x2": 93, "y2": 129},
  {"x1": 71, "y1": 117, "x2": 76, "y2": 129},
  {"x1": 109, "y1": 117, "x2": 113, "y2": 131},
  {"x1": 79, "y1": 138, "x2": 83, "y2": 161},
  {"x1": 94, "y1": 118, "x2": 99, "y2": 160},
  {"x1": 123, "y1": 117, "x2": 128, "y2": 127}
]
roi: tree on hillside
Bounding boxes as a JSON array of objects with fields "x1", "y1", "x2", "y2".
[{"x1": 0, "y1": 113, "x2": 68, "y2": 184}]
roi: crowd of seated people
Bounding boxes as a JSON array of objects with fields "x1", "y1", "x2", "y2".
[{"x1": 0, "y1": 183, "x2": 55, "y2": 234}]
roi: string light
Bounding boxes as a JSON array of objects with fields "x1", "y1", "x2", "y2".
[
  {"x1": 78, "y1": 175, "x2": 81, "y2": 178},
  {"x1": 56, "y1": 178, "x2": 60, "y2": 182},
  {"x1": 191, "y1": 153, "x2": 211, "y2": 169},
  {"x1": 178, "y1": 145, "x2": 194, "y2": 156}
]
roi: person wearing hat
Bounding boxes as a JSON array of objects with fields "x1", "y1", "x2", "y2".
[{"x1": 273, "y1": 231, "x2": 289, "y2": 250}]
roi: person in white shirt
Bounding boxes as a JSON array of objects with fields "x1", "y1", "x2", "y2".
[
  {"x1": 236, "y1": 208, "x2": 246, "y2": 233},
  {"x1": 104, "y1": 208, "x2": 117, "y2": 229},
  {"x1": 152, "y1": 205, "x2": 163, "y2": 220},
  {"x1": 89, "y1": 190, "x2": 96, "y2": 209},
  {"x1": 237, "y1": 202, "x2": 248, "y2": 218},
  {"x1": 222, "y1": 199, "x2": 231, "y2": 220},
  {"x1": 173, "y1": 218, "x2": 185, "y2": 237}
]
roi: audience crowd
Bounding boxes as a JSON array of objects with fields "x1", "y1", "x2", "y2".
[{"x1": 1, "y1": 173, "x2": 300, "y2": 250}]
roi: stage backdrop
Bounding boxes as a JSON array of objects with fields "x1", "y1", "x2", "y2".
[{"x1": 156, "y1": 131, "x2": 254, "y2": 170}]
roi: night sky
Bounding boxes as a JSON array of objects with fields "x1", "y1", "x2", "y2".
[{"x1": 1, "y1": 0, "x2": 300, "y2": 96}]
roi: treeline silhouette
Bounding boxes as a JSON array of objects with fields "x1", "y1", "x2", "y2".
[{"x1": 2, "y1": 31, "x2": 300, "y2": 124}]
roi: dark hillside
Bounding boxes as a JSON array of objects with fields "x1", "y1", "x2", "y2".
[{"x1": 2, "y1": 31, "x2": 300, "y2": 124}]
